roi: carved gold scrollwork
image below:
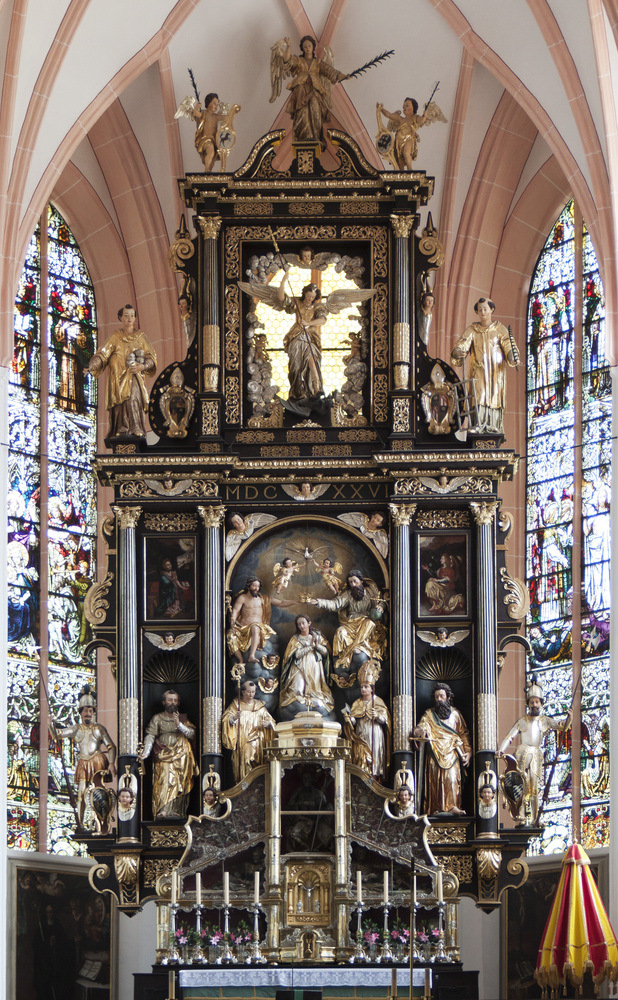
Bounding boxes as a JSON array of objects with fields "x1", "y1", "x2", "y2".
[
  {"x1": 341, "y1": 200, "x2": 379, "y2": 215},
  {"x1": 416, "y1": 510, "x2": 471, "y2": 529},
  {"x1": 224, "y1": 378, "x2": 240, "y2": 424},
  {"x1": 374, "y1": 374, "x2": 388, "y2": 423},
  {"x1": 150, "y1": 828, "x2": 188, "y2": 848},
  {"x1": 426, "y1": 827, "x2": 466, "y2": 845},
  {"x1": 144, "y1": 513, "x2": 198, "y2": 532},
  {"x1": 168, "y1": 217, "x2": 195, "y2": 273},
  {"x1": 373, "y1": 283, "x2": 388, "y2": 368},
  {"x1": 234, "y1": 202, "x2": 273, "y2": 216},
  {"x1": 224, "y1": 286, "x2": 240, "y2": 369},
  {"x1": 477, "y1": 848, "x2": 501, "y2": 881},
  {"x1": 143, "y1": 859, "x2": 177, "y2": 886},
  {"x1": 392, "y1": 398, "x2": 410, "y2": 434},
  {"x1": 498, "y1": 509, "x2": 514, "y2": 544},
  {"x1": 469, "y1": 501, "x2": 498, "y2": 525},
  {"x1": 418, "y1": 215, "x2": 445, "y2": 268},
  {"x1": 390, "y1": 214, "x2": 415, "y2": 239},
  {"x1": 440, "y1": 854, "x2": 473, "y2": 883},
  {"x1": 341, "y1": 226, "x2": 387, "y2": 276},
  {"x1": 197, "y1": 504, "x2": 225, "y2": 529},
  {"x1": 499, "y1": 567, "x2": 531, "y2": 621},
  {"x1": 290, "y1": 201, "x2": 324, "y2": 215},
  {"x1": 202, "y1": 399, "x2": 219, "y2": 435},
  {"x1": 84, "y1": 571, "x2": 114, "y2": 627},
  {"x1": 114, "y1": 853, "x2": 140, "y2": 906},
  {"x1": 112, "y1": 505, "x2": 142, "y2": 530}
]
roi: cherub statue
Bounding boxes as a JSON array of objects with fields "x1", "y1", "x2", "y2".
[
  {"x1": 144, "y1": 630, "x2": 195, "y2": 651},
  {"x1": 225, "y1": 511, "x2": 277, "y2": 561},
  {"x1": 239, "y1": 273, "x2": 375, "y2": 415},
  {"x1": 175, "y1": 91, "x2": 241, "y2": 172},
  {"x1": 282, "y1": 481, "x2": 331, "y2": 502},
  {"x1": 376, "y1": 95, "x2": 447, "y2": 170},
  {"x1": 311, "y1": 554, "x2": 344, "y2": 595},
  {"x1": 337, "y1": 511, "x2": 388, "y2": 559},
  {"x1": 273, "y1": 557, "x2": 300, "y2": 593}
]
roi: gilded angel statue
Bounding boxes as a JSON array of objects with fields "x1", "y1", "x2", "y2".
[
  {"x1": 239, "y1": 271, "x2": 375, "y2": 414},
  {"x1": 225, "y1": 512, "x2": 277, "y2": 561},
  {"x1": 337, "y1": 511, "x2": 389, "y2": 559},
  {"x1": 144, "y1": 630, "x2": 195, "y2": 651},
  {"x1": 175, "y1": 91, "x2": 241, "y2": 172},
  {"x1": 270, "y1": 35, "x2": 348, "y2": 147},
  {"x1": 376, "y1": 94, "x2": 447, "y2": 170},
  {"x1": 272, "y1": 558, "x2": 300, "y2": 593}
]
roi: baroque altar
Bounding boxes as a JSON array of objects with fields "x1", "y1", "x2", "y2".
[{"x1": 82, "y1": 115, "x2": 531, "y2": 977}]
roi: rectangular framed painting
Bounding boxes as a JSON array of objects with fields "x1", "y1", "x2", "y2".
[
  {"x1": 144, "y1": 534, "x2": 196, "y2": 622},
  {"x1": 8, "y1": 852, "x2": 115, "y2": 1000},
  {"x1": 418, "y1": 533, "x2": 468, "y2": 619}
]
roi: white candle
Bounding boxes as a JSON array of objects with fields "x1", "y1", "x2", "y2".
[
  {"x1": 356, "y1": 871, "x2": 362, "y2": 903},
  {"x1": 171, "y1": 870, "x2": 177, "y2": 905},
  {"x1": 383, "y1": 871, "x2": 389, "y2": 904},
  {"x1": 223, "y1": 871, "x2": 230, "y2": 905},
  {"x1": 254, "y1": 871, "x2": 260, "y2": 905},
  {"x1": 196, "y1": 872, "x2": 201, "y2": 907},
  {"x1": 436, "y1": 868, "x2": 443, "y2": 903}
]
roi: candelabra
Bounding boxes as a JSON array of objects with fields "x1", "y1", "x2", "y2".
[
  {"x1": 379, "y1": 900, "x2": 394, "y2": 962},
  {"x1": 249, "y1": 902, "x2": 266, "y2": 963},
  {"x1": 435, "y1": 900, "x2": 448, "y2": 962},
  {"x1": 165, "y1": 900, "x2": 181, "y2": 965},
  {"x1": 349, "y1": 900, "x2": 367, "y2": 963},
  {"x1": 190, "y1": 901, "x2": 207, "y2": 964},
  {"x1": 411, "y1": 900, "x2": 421, "y2": 963},
  {"x1": 217, "y1": 903, "x2": 237, "y2": 964}
]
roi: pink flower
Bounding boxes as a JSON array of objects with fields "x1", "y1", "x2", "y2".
[
  {"x1": 417, "y1": 931, "x2": 429, "y2": 943},
  {"x1": 431, "y1": 928, "x2": 440, "y2": 938}
]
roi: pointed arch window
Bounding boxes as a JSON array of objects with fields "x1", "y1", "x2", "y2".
[
  {"x1": 7, "y1": 205, "x2": 98, "y2": 855},
  {"x1": 526, "y1": 200, "x2": 611, "y2": 854}
]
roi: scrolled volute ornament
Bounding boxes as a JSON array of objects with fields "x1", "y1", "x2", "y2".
[
  {"x1": 499, "y1": 567, "x2": 531, "y2": 621},
  {"x1": 84, "y1": 571, "x2": 114, "y2": 627},
  {"x1": 418, "y1": 212, "x2": 445, "y2": 268},
  {"x1": 168, "y1": 214, "x2": 195, "y2": 273}
]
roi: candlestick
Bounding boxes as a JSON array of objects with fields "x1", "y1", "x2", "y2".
[
  {"x1": 250, "y1": 902, "x2": 266, "y2": 964},
  {"x1": 196, "y1": 873, "x2": 201, "y2": 907},
  {"x1": 254, "y1": 871, "x2": 260, "y2": 905},
  {"x1": 380, "y1": 900, "x2": 393, "y2": 962},
  {"x1": 357, "y1": 871, "x2": 362, "y2": 903},
  {"x1": 349, "y1": 899, "x2": 367, "y2": 964},
  {"x1": 223, "y1": 871, "x2": 229, "y2": 906},
  {"x1": 383, "y1": 870, "x2": 389, "y2": 904},
  {"x1": 219, "y1": 902, "x2": 236, "y2": 964}
]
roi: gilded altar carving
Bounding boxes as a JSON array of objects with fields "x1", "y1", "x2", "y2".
[
  {"x1": 341, "y1": 226, "x2": 387, "y2": 276},
  {"x1": 290, "y1": 201, "x2": 324, "y2": 215},
  {"x1": 392, "y1": 693, "x2": 413, "y2": 751},
  {"x1": 287, "y1": 428, "x2": 326, "y2": 443},
  {"x1": 261, "y1": 445, "x2": 300, "y2": 457},
  {"x1": 159, "y1": 367, "x2": 196, "y2": 439},
  {"x1": 144, "y1": 513, "x2": 198, "y2": 532},
  {"x1": 312, "y1": 445, "x2": 352, "y2": 457},
  {"x1": 202, "y1": 399, "x2": 220, "y2": 435},
  {"x1": 225, "y1": 226, "x2": 337, "y2": 279},
  {"x1": 416, "y1": 510, "x2": 470, "y2": 529},
  {"x1": 236, "y1": 430, "x2": 275, "y2": 443},
  {"x1": 392, "y1": 398, "x2": 410, "y2": 434},
  {"x1": 340, "y1": 200, "x2": 379, "y2": 215},
  {"x1": 470, "y1": 501, "x2": 498, "y2": 526},
  {"x1": 389, "y1": 503, "x2": 416, "y2": 526},
  {"x1": 197, "y1": 504, "x2": 225, "y2": 529},
  {"x1": 418, "y1": 215, "x2": 445, "y2": 268},
  {"x1": 168, "y1": 217, "x2": 195, "y2": 272},
  {"x1": 373, "y1": 283, "x2": 388, "y2": 368},
  {"x1": 373, "y1": 374, "x2": 388, "y2": 423},
  {"x1": 337, "y1": 429, "x2": 377, "y2": 442},
  {"x1": 477, "y1": 848, "x2": 501, "y2": 881},
  {"x1": 112, "y1": 505, "x2": 142, "y2": 530},
  {"x1": 202, "y1": 696, "x2": 223, "y2": 754},
  {"x1": 226, "y1": 378, "x2": 240, "y2": 423},
  {"x1": 390, "y1": 213, "x2": 414, "y2": 239},
  {"x1": 476, "y1": 693, "x2": 497, "y2": 752},
  {"x1": 114, "y1": 852, "x2": 140, "y2": 906},
  {"x1": 150, "y1": 827, "x2": 188, "y2": 848},
  {"x1": 234, "y1": 201, "x2": 273, "y2": 215},
  {"x1": 224, "y1": 285, "x2": 240, "y2": 369},
  {"x1": 118, "y1": 479, "x2": 219, "y2": 499},
  {"x1": 119, "y1": 697, "x2": 140, "y2": 757},
  {"x1": 498, "y1": 509, "x2": 514, "y2": 544},
  {"x1": 114, "y1": 443, "x2": 136, "y2": 454},
  {"x1": 144, "y1": 858, "x2": 177, "y2": 886},
  {"x1": 195, "y1": 215, "x2": 222, "y2": 240},
  {"x1": 84, "y1": 571, "x2": 114, "y2": 627},
  {"x1": 499, "y1": 567, "x2": 530, "y2": 620},
  {"x1": 393, "y1": 476, "x2": 493, "y2": 497},
  {"x1": 286, "y1": 860, "x2": 331, "y2": 927},
  {"x1": 393, "y1": 322, "x2": 410, "y2": 365},
  {"x1": 426, "y1": 826, "x2": 467, "y2": 845},
  {"x1": 440, "y1": 854, "x2": 474, "y2": 884}
]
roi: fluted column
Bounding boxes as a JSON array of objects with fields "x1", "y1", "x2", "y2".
[
  {"x1": 266, "y1": 757, "x2": 282, "y2": 955},
  {"x1": 390, "y1": 213, "x2": 414, "y2": 391},
  {"x1": 197, "y1": 505, "x2": 225, "y2": 790},
  {"x1": 389, "y1": 503, "x2": 416, "y2": 774},
  {"x1": 334, "y1": 756, "x2": 348, "y2": 959},
  {"x1": 470, "y1": 501, "x2": 500, "y2": 839},
  {"x1": 113, "y1": 505, "x2": 142, "y2": 843},
  {"x1": 196, "y1": 214, "x2": 221, "y2": 393}
]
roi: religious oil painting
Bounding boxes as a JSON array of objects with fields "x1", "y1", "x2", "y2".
[
  {"x1": 9, "y1": 855, "x2": 113, "y2": 1000},
  {"x1": 418, "y1": 533, "x2": 468, "y2": 619},
  {"x1": 144, "y1": 535, "x2": 196, "y2": 622}
]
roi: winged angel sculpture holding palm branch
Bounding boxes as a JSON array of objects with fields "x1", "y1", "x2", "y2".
[{"x1": 238, "y1": 270, "x2": 374, "y2": 416}]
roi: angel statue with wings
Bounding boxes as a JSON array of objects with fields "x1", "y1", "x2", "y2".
[
  {"x1": 239, "y1": 269, "x2": 374, "y2": 415},
  {"x1": 376, "y1": 95, "x2": 446, "y2": 170},
  {"x1": 175, "y1": 91, "x2": 241, "y2": 172},
  {"x1": 270, "y1": 35, "x2": 348, "y2": 147}
]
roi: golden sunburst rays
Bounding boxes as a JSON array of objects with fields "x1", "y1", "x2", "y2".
[
  {"x1": 415, "y1": 647, "x2": 470, "y2": 683},
  {"x1": 143, "y1": 652, "x2": 198, "y2": 684}
]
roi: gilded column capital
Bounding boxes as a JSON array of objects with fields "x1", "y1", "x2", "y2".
[
  {"x1": 469, "y1": 501, "x2": 498, "y2": 526},
  {"x1": 389, "y1": 503, "x2": 416, "y2": 526},
  {"x1": 390, "y1": 213, "x2": 415, "y2": 239},
  {"x1": 198, "y1": 504, "x2": 226, "y2": 529},
  {"x1": 196, "y1": 215, "x2": 222, "y2": 240},
  {"x1": 112, "y1": 505, "x2": 142, "y2": 530}
]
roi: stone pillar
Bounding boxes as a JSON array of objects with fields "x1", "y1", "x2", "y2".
[
  {"x1": 113, "y1": 505, "x2": 142, "y2": 843},
  {"x1": 196, "y1": 215, "x2": 222, "y2": 394},
  {"x1": 390, "y1": 214, "x2": 414, "y2": 391},
  {"x1": 197, "y1": 505, "x2": 225, "y2": 794},
  {"x1": 389, "y1": 503, "x2": 416, "y2": 774},
  {"x1": 470, "y1": 501, "x2": 500, "y2": 839}
]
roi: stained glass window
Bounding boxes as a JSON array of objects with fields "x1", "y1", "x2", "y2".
[
  {"x1": 526, "y1": 200, "x2": 611, "y2": 854},
  {"x1": 7, "y1": 206, "x2": 98, "y2": 855}
]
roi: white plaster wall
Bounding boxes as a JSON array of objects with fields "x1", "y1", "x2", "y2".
[
  {"x1": 117, "y1": 899, "x2": 158, "y2": 1000},
  {"x1": 458, "y1": 896, "x2": 500, "y2": 1000}
]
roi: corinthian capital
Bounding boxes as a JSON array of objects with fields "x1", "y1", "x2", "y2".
[
  {"x1": 469, "y1": 501, "x2": 498, "y2": 526},
  {"x1": 112, "y1": 505, "x2": 142, "y2": 530}
]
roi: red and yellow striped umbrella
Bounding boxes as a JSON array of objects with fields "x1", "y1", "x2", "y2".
[{"x1": 535, "y1": 843, "x2": 618, "y2": 998}]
